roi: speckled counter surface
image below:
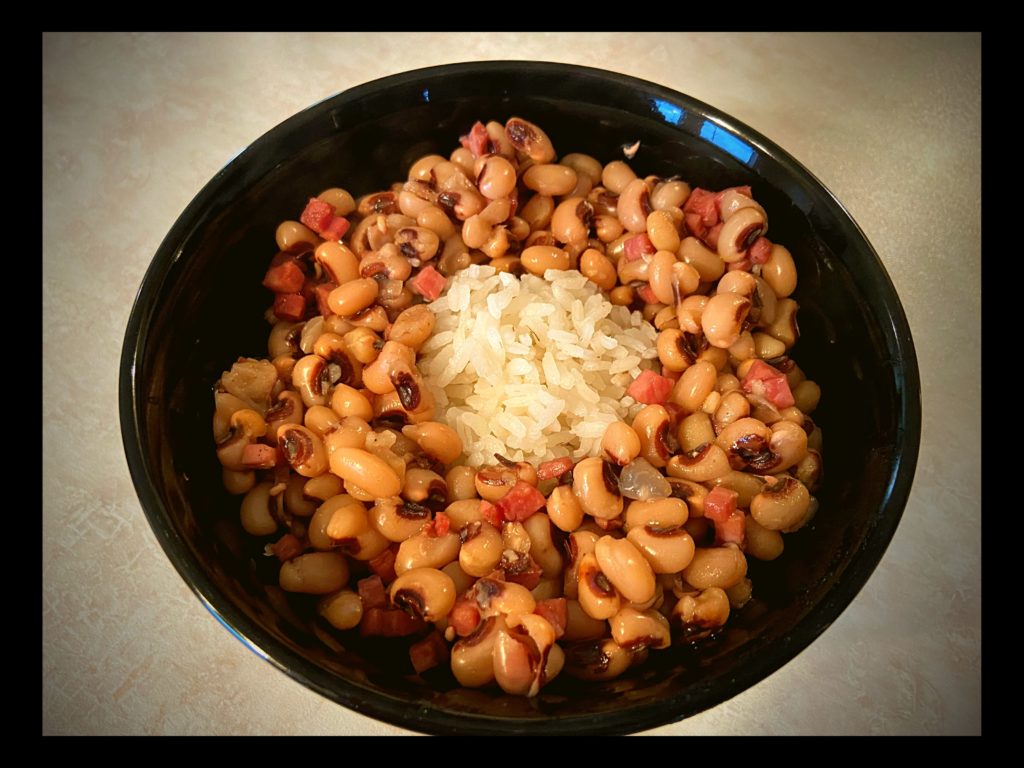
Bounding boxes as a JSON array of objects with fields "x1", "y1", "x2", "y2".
[{"x1": 42, "y1": 32, "x2": 981, "y2": 735}]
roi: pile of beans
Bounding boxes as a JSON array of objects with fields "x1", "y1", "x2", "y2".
[{"x1": 212, "y1": 117, "x2": 823, "y2": 695}]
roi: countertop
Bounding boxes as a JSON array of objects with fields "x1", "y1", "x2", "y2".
[{"x1": 42, "y1": 32, "x2": 981, "y2": 735}]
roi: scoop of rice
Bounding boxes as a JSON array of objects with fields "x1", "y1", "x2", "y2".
[{"x1": 419, "y1": 265, "x2": 658, "y2": 466}]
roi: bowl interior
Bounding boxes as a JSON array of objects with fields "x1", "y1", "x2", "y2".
[{"x1": 121, "y1": 62, "x2": 919, "y2": 734}]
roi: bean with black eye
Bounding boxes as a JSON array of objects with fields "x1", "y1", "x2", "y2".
[
  {"x1": 459, "y1": 520, "x2": 504, "y2": 577},
  {"x1": 601, "y1": 421, "x2": 642, "y2": 466},
  {"x1": 572, "y1": 457, "x2": 623, "y2": 520},
  {"x1": 390, "y1": 567, "x2": 456, "y2": 623},
  {"x1": 550, "y1": 197, "x2": 594, "y2": 245},
  {"x1": 505, "y1": 117, "x2": 556, "y2": 164},
  {"x1": 523, "y1": 163, "x2": 578, "y2": 197},
  {"x1": 595, "y1": 535, "x2": 656, "y2": 605},
  {"x1": 610, "y1": 606, "x2": 671, "y2": 650},
  {"x1": 579, "y1": 248, "x2": 617, "y2": 290},
  {"x1": 631, "y1": 405, "x2": 673, "y2": 469},
  {"x1": 682, "y1": 544, "x2": 748, "y2": 590},
  {"x1": 576, "y1": 552, "x2": 621, "y2": 620}
]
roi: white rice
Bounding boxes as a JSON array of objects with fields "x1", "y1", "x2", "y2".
[{"x1": 419, "y1": 265, "x2": 658, "y2": 466}]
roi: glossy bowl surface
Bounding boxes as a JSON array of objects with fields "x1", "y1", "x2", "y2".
[{"x1": 120, "y1": 61, "x2": 920, "y2": 735}]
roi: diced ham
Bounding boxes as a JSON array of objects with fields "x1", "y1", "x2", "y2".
[
  {"x1": 637, "y1": 284, "x2": 659, "y2": 305},
  {"x1": 409, "y1": 265, "x2": 447, "y2": 301},
  {"x1": 357, "y1": 574, "x2": 388, "y2": 610},
  {"x1": 624, "y1": 233, "x2": 656, "y2": 262},
  {"x1": 448, "y1": 596, "x2": 481, "y2": 637},
  {"x1": 241, "y1": 443, "x2": 277, "y2": 469},
  {"x1": 704, "y1": 486, "x2": 739, "y2": 523},
  {"x1": 480, "y1": 500, "x2": 502, "y2": 527},
  {"x1": 409, "y1": 631, "x2": 450, "y2": 674},
  {"x1": 270, "y1": 533, "x2": 304, "y2": 562},
  {"x1": 272, "y1": 292, "x2": 306, "y2": 322},
  {"x1": 627, "y1": 369, "x2": 675, "y2": 405},
  {"x1": 534, "y1": 598, "x2": 567, "y2": 639},
  {"x1": 314, "y1": 282, "x2": 337, "y2": 317},
  {"x1": 715, "y1": 509, "x2": 747, "y2": 547},
  {"x1": 459, "y1": 120, "x2": 490, "y2": 157},
  {"x1": 749, "y1": 236, "x2": 772, "y2": 265},
  {"x1": 262, "y1": 260, "x2": 305, "y2": 293},
  {"x1": 494, "y1": 481, "x2": 547, "y2": 522},
  {"x1": 368, "y1": 546, "x2": 398, "y2": 584},
  {"x1": 320, "y1": 215, "x2": 350, "y2": 241},
  {"x1": 742, "y1": 360, "x2": 795, "y2": 409},
  {"x1": 704, "y1": 222, "x2": 723, "y2": 250},
  {"x1": 683, "y1": 188, "x2": 720, "y2": 228},
  {"x1": 537, "y1": 457, "x2": 574, "y2": 481},
  {"x1": 300, "y1": 197, "x2": 335, "y2": 233},
  {"x1": 684, "y1": 212, "x2": 706, "y2": 240},
  {"x1": 360, "y1": 607, "x2": 425, "y2": 637},
  {"x1": 424, "y1": 511, "x2": 451, "y2": 537}
]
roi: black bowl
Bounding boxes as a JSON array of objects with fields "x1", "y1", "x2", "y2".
[{"x1": 119, "y1": 61, "x2": 920, "y2": 735}]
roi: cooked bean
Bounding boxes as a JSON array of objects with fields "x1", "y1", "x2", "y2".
[
  {"x1": 369, "y1": 497, "x2": 431, "y2": 542},
  {"x1": 792, "y1": 379, "x2": 822, "y2": 415},
  {"x1": 318, "y1": 589, "x2": 363, "y2": 630},
  {"x1": 402, "y1": 468, "x2": 447, "y2": 509},
  {"x1": 601, "y1": 161, "x2": 637, "y2": 195},
  {"x1": 700, "y1": 292, "x2": 749, "y2": 349},
  {"x1": 329, "y1": 383, "x2": 373, "y2": 421},
  {"x1": 327, "y1": 278, "x2": 379, "y2": 318},
  {"x1": 314, "y1": 240, "x2": 360, "y2": 285},
  {"x1": 450, "y1": 146, "x2": 477, "y2": 177},
  {"x1": 744, "y1": 515, "x2": 784, "y2": 560},
  {"x1": 323, "y1": 496, "x2": 390, "y2": 560},
  {"x1": 239, "y1": 481, "x2": 278, "y2": 536},
  {"x1": 565, "y1": 638, "x2": 638, "y2": 682},
  {"x1": 577, "y1": 247, "x2": 616, "y2": 290},
  {"x1": 505, "y1": 117, "x2": 556, "y2": 164},
  {"x1": 550, "y1": 197, "x2": 594, "y2": 245},
  {"x1": 716, "y1": 269, "x2": 758, "y2": 299},
  {"x1": 521, "y1": 245, "x2": 571, "y2": 276},
  {"x1": 576, "y1": 552, "x2": 621, "y2": 620},
  {"x1": 268, "y1": 320, "x2": 303, "y2": 360},
  {"x1": 616, "y1": 178, "x2": 652, "y2": 234},
  {"x1": 601, "y1": 420, "x2": 642, "y2": 466},
  {"x1": 395, "y1": 527, "x2": 461, "y2": 576},
  {"x1": 608, "y1": 285, "x2": 635, "y2": 306},
  {"x1": 670, "y1": 360, "x2": 717, "y2": 414},
  {"x1": 655, "y1": 329, "x2": 690, "y2": 373},
  {"x1": 523, "y1": 164, "x2": 578, "y2": 197},
  {"x1": 665, "y1": 443, "x2": 731, "y2": 483},
  {"x1": 291, "y1": 354, "x2": 331, "y2": 408},
  {"x1": 560, "y1": 153, "x2": 602, "y2": 185},
  {"x1": 445, "y1": 467, "x2": 478, "y2": 502},
  {"x1": 459, "y1": 520, "x2": 504, "y2": 577},
  {"x1": 223, "y1": 467, "x2": 256, "y2": 496},
  {"x1": 409, "y1": 153, "x2": 446, "y2": 182},
  {"x1": 328, "y1": 447, "x2": 402, "y2": 498},
  {"x1": 473, "y1": 576, "x2": 537, "y2": 619},
  {"x1": 264, "y1": 390, "x2": 304, "y2": 443},
  {"x1": 278, "y1": 424, "x2": 329, "y2": 477},
  {"x1": 572, "y1": 457, "x2": 623, "y2": 520},
  {"x1": 678, "y1": 412, "x2": 716, "y2": 452},
  {"x1": 442, "y1": 499, "x2": 484, "y2": 530},
  {"x1": 750, "y1": 476, "x2": 811, "y2": 532},
  {"x1": 280, "y1": 552, "x2": 349, "y2": 594},
  {"x1": 682, "y1": 544, "x2": 748, "y2": 590},
  {"x1": 276, "y1": 220, "x2": 318, "y2": 252},
  {"x1": 627, "y1": 524, "x2": 695, "y2": 574},
  {"x1": 546, "y1": 485, "x2": 585, "y2": 533},
  {"x1": 623, "y1": 497, "x2": 689, "y2": 531},
  {"x1": 303, "y1": 473, "x2": 343, "y2": 502},
  {"x1": 400, "y1": 421, "x2": 463, "y2": 465},
  {"x1": 646, "y1": 210, "x2": 681, "y2": 253},
  {"x1": 769, "y1": 420, "x2": 809, "y2": 472},
  {"x1": 594, "y1": 535, "x2": 656, "y2": 605},
  {"x1": 794, "y1": 449, "x2": 823, "y2": 493},
  {"x1": 763, "y1": 243, "x2": 798, "y2": 298},
  {"x1": 717, "y1": 206, "x2": 767, "y2": 263},
  {"x1": 610, "y1": 606, "x2": 671, "y2": 650},
  {"x1": 594, "y1": 214, "x2": 624, "y2": 243},
  {"x1": 317, "y1": 187, "x2": 356, "y2": 217},
  {"x1": 472, "y1": 464, "x2": 517, "y2": 502},
  {"x1": 707, "y1": 470, "x2": 766, "y2": 510},
  {"x1": 524, "y1": 513, "x2": 563, "y2": 578},
  {"x1": 390, "y1": 567, "x2": 456, "y2": 622},
  {"x1": 679, "y1": 236, "x2": 726, "y2": 282},
  {"x1": 451, "y1": 615, "x2": 503, "y2": 688},
  {"x1": 673, "y1": 586, "x2": 731, "y2": 636},
  {"x1": 651, "y1": 180, "x2": 691, "y2": 211}
]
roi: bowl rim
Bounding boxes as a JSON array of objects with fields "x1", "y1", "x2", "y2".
[{"x1": 119, "y1": 59, "x2": 922, "y2": 735}]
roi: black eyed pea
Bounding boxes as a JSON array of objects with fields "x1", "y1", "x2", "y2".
[
  {"x1": 341, "y1": 327, "x2": 379, "y2": 366},
  {"x1": 682, "y1": 544, "x2": 748, "y2": 590},
  {"x1": 665, "y1": 443, "x2": 732, "y2": 483},
  {"x1": 279, "y1": 551, "x2": 349, "y2": 594},
  {"x1": 562, "y1": 598, "x2": 608, "y2": 642},
  {"x1": 493, "y1": 615, "x2": 551, "y2": 696},
  {"x1": 398, "y1": 180, "x2": 437, "y2": 218},
  {"x1": 442, "y1": 560, "x2": 476, "y2": 596},
  {"x1": 794, "y1": 449, "x2": 823, "y2": 493},
  {"x1": 624, "y1": 497, "x2": 689, "y2": 531},
  {"x1": 550, "y1": 197, "x2": 594, "y2": 245},
  {"x1": 561, "y1": 153, "x2": 603, "y2": 185},
  {"x1": 275, "y1": 220, "x2": 318, "y2": 253},
  {"x1": 330, "y1": 383, "x2": 374, "y2": 421},
  {"x1": 445, "y1": 467, "x2": 479, "y2": 502},
  {"x1": 563, "y1": 529, "x2": 600, "y2": 598},
  {"x1": 328, "y1": 446, "x2": 403, "y2": 498},
  {"x1": 546, "y1": 485, "x2": 585, "y2": 533},
  {"x1": 361, "y1": 340, "x2": 416, "y2": 395},
  {"x1": 678, "y1": 411, "x2": 716, "y2": 453},
  {"x1": 476, "y1": 155, "x2": 517, "y2": 200},
  {"x1": 324, "y1": 496, "x2": 390, "y2": 560},
  {"x1": 472, "y1": 576, "x2": 537, "y2": 619},
  {"x1": 701, "y1": 292, "x2": 751, "y2": 349},
  {"x1": 572, "y1": 457, "x2": 624, "y2": 520},
  {"x1": 717, "y1": 206, "x2": 767, "y2": 263},
  {"x1": 672, "y1": 586, "x2": 731, "y2": 637},
  {"x1": 318, "y1": 589, "x2": 363, "y2": 630},
  {"x1": 792, "y1": 379, "x2": 822, "y2": 414},
  {"x1": 627, "y1": 524, "x2": 696, "y2": 574},
  {"x1": 291, "y1": 354, "x2": 332, "y2": 409},
  {"x1": 450, "y1": 146, "x2": 477, "y2": 178},
  {"x1": 444, "y1": 498, "x2": 486, "y2": 529},
  {"x1": 327, "y1": 278, "x2": 380, "y2": 318},
  {"x1": 750, "y1": 476, "x2": 812, "y2": 532},
  {"x1": 408, "y1": 153, "x2": 447, "y2": 182},
  {"x1": 520, "y1": 193, "x2": 555, "y2": 232},
  {"x1": 239, "y1": 481, "x2": 279, "y2": 536},
  {"x1": 523, "y1": 513, "x2": 563, "y2": 578},
  {"x1": 530, "y1": 577, "x2": 562, "y2": 602},
  {"x1": 666, "y1": 477, "x2": 708, "y2": 518},
  {"x1": 594, "y1": 213, "x2": 624, "y2": 243},
  {"x1": 451, "y1": 615, "x2": 503, "y2": 688},
  {"x1": 474, "y1": 465, "x2": 518, "y2": 502},
  {"x1": 595, "y1": 535, "x2": 656, "y2": 605},
  {"x1": 278, "y1": 424, "x2": 329, "y2": 477},
  {"x1": 609, "y1": 606, "x2": 672, "y2": 650},
  {"x1": 223, "y1": 467, "x2": 256, "y2": 496},
  {"x1": 670, "y1": 360, "x2": 718, "y2": 414},
  {"x1": 762, "y1": 243, "x2": 798, "y2": 298},
  {"x1": 323, "y1": 415, "x2": 371, "y2": 451},
  {"x1": 390, "y1": 567, "x2": 456, "y2": 623},
  {"x1": 651, "y1": 180, "x2": 692, "y2": 211},
  {"x1": 706, "y1": 470, "x2": 766, "y2": 510},
  {"x1": 608, "y1": 285, "x2": 635, "y2": 306},
  {"x1": 631, "y1": 405, "x2": 674, "y2": 469},
  {"x1": 769, "y1": 419, "x2": 809, "y2": 473},
  {"x1": 459, "y1": 520, "x2": 504, "y2": 577},
  {"x1": 764, "y1": 297, "x2": 800, "y2": 349},
  {"x1": 601, "y1": 160, "x2": 637, "y2": 195},
  {"x1": 646, "y1": 210, "x2": 682, "y2": 253},
  {"x1": 267, "y1": 320, "x2": 304, "y2": 360},
  {"x1": 576, "y1": 552, "x2": 622, "y2": 620},
  {"x1": 617, "y1": 178, "x2": 653, "y2": 234},
  {"x1": 521, "y1": 245, "x2": 571, "y2": 276},
  {"x1": 504, "y1": 117, "x2": 556, "y2": 164},
  {"x1": 402, "y1": 468, "x2": 448, "y2": 510},
  {"x1": 402, "y1": 421, "x2": 463, "y2": 465},
  {"x1": 744, "y1": 515, "x2": 785, "y2": 561},
  {"x1": 317, "y1": 187, "x2": 356, "y2": 217},
  {"x1": 565, "y1": 638, "x2": 639, "y2": 681},
  {"x1": 601, "y1": 420, "x2": 642, "y2": 466},
  {"x1": 579, "y1": 248, "x2": 617, "y2": 291},
  {"x1": 656, "y1": 328, "x2": 695, "y2": 373},
  {"x1": 678, "y1": 236, "x2": 726, "y2": 282},
  {"x1": 386, "y1": 304, "x2": 436, "y2": 352},
  {"x1": 369, "y1": 496, "x2": 432, "y2": 543},
  {"x1": 726, "y1": 577, "x2": 754, "y2": 610},
  {"x1": 523, "y1": 163, "x2": 578, "y2": 197},
  {"x1": 394, "y1": 527, "x2": 461, "y2": 576}
]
